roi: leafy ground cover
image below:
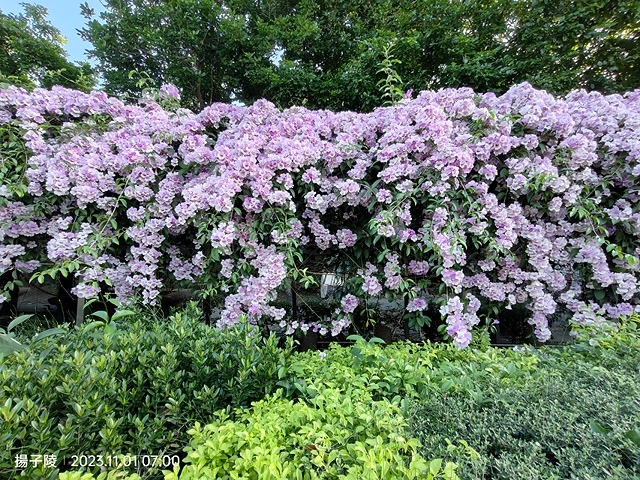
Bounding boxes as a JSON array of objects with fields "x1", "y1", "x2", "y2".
[
  {"x1": 409, "y1": 324, "x2": 640, "y2": 479},
  {"x1": 1, "y1": 308, "x2": 639, "y2": 479}
]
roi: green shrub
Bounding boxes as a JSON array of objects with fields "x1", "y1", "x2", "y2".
[
  {"x1": 0, "y1": 304, "x2": 293, "y2": 479},
  {"x1": 166, "y1": 389, "x2": 459, "y2": 480},
  {"x1": 10, "y1": 310, "x2": 640, "y2": 479},
  {"x1": 282, "y1": 321, "x2": 640, "y2": 479},
  {"x1": 282, "y1": 337, "x2": 541, "y2": 403},
  {"x1": 553, "y1": 314, "x2": 640, "y2": 373},
  {"x1": 59, "y1": 472, "x2": 141, "y2": 480},
  {"x1": 0, "y1": 313, "x2": 66, "y2": 356},
  {"x1": 409, "y1": 354, "x2": 640, "y2": 479}
]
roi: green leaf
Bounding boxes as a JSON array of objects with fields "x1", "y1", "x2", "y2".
[
  {"x1": 81, "y1": 321, "x2": 105, "y2": 334},
  {"x1": 111, "y1": 310, "x2": 137, "y2": 321},
  {"x1": 429, "y1": 458, "x2": 443, "y2": 475},
  {"x1": 0, "y1": 334, "x2": 26, "y2": 356},
  {"x1": 90, "y1": 310, "x2": 110, "y2": 322},
  {"x1": 107, "y1": 297, "x2": 123, "y2": 308},
  {"x1": 589, "y1": 420, "x2": 611, "y2": 435},
  {"x1": 7, "y1": 314, "x2": 34, "y2": 333},
  {"x1": 38, "y1": 344, "x2": 55, "y2": 361},
  {"x1": 441, "y1": 379, "x2": 454, "y2": 392},
  {"x1": 625, "y1": 427, "x2": 640, "y2": 447},
  {"x1": 84, "y1": 298, "x2": 99, "y2": 309},
  {"x1": 32, "y1": 328, "x2": 66, "y2": 343}
]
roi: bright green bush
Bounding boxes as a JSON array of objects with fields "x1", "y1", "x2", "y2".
[
  {"x1": 282, "y1": 336, "x2": 541, "y2": 404},
  {"x1": 0, "y1": 304, "x2": 293, "y2": 479},
  {"x1": 59, "y1": 472, "x2": 140, "y2": 480},
  {"x1": 166, "y1": 389, "x2": 459, "y2": 480}
]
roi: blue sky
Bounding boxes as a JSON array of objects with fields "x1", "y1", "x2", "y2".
[{"x1": 1, "y1": 0, "x2": 104, "y2": 64}]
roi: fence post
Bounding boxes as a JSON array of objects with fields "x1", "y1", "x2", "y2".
[
  {"x1": 75, "y1": 297, "x2": 85, "y2": 326},
  {"x1": 403, "y1": 295, "x2": 409, "y2": 340}
]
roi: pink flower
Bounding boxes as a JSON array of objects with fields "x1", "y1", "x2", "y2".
[
  {"x1": 72, "y1": 282, "x2": 100, "y2": 299},
  {"x1": 442, "y1": 269, "x2": 464, "y2": 287},
  {"x1": 376, "y1": 189, "x2": 393, "y2": 203},
  {"x1": 302, "y1": 167, "x2": 321, "y2": 184},
  {"x1": 336, "y1": 229, "x2": 357, "y2": 248},
  {"x1": 340, "y1": 294, "x2": 360, "y2": 313},
  {"x1": 407, "y1": 297, "x2": 427, "y2": 312},
  {"x1": 159, "y1": 84, "x2": 181, "y2": 100},
  {"x1": 210, "y1": 221, "x2": 237, "y2": 250},
  {"x1": 362, "y1": 276, "x2": 383, "y2": 296},
  {"x1": 408, "y1": 260, "x2": 430, "y2": 275}
]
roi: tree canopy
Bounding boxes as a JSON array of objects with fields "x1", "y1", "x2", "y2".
[
  {"x1": 79, "y1": 0, "x2": 640, "y2": 110},
  {"x1": 0, "y1": 3, "x2": 94, "y2": 91}
]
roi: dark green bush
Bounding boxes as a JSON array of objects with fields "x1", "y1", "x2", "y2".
[
  {"x1": 408, "y1": 318, "x2": 640, "y2": 479},
  {"x1": 410, "y1": 370, "x2": 640, "y2": 479},
  {"x1": 0, "y1": 304, "x2": 293, "y2": 479}
]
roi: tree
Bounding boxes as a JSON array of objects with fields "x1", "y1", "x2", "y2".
[
  {"x1": 0, "y1": 3, "x2": 95, "y2": 90},
  {"x1": 81, "y1": 0, "x2": 640, "y2": 112},
  {"x1": 80, "y1": 0, "x2": 248, "y2": 110},
  {"x1": 246, "y1": 0, "x2": 640, "y2": 107},
  {"x1": 504, "y1": 0, "x2": 640, "y2": 94}
]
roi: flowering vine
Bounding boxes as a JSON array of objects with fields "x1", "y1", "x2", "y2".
[{"x1": 1, "y1": 83, "x2": 639, "y2": 347}]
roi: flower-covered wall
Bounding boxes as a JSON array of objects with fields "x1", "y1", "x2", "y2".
[{"x1": 1, "y1": 83, "x2": 639, "y2": 347}]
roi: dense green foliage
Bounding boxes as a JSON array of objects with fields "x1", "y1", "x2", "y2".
[
  {"x1": 80, "y1": 0, "x2": 640, "y2": 111},
  {"x1": 0, "y1": 4, "x2": 94, "y2": 90},
  {"x1": 59, "y1": 473, "x2": 140, "y2": 480},
  {"x1": 163, "y1": 315, "x2": 640, "y2": 479},
  {"x1": 410, "y1": 320, "x2": 640, "y2": 478},
  {"x1": 1, "y1": 305, "x2": 292, "y2": 479},
  {"x1": 0, "y1": 313, "x2": 66, "y2": 356},
  {"x1": 3, "y1": 309, "x2": 639, "y2": 479},
  {"x1": 79, "y1": 0, "x2": 243, "y2": 109},
  {"x1": 166, "y1": 391, "x2": 458, "y2": 479},
  {"x1": 281, "y1": 334, "x2": 541, "y2": 404},
  {"x1": 283, "y1": 318, "x2": 640, "y2": 479},
  {"x1": 412, "y1": 365, "x2": 640, "y2": 479}
]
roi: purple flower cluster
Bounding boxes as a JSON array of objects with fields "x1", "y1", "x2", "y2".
[
  {"x1": 1, "y1": 82, "x2": 640, "y2": 345},
  {"x1": 340, "y1": 294, "x2": 360, "y2": 314},
  {"x1": 439, "y1": 294, "x2": 482, "y2": 348}
]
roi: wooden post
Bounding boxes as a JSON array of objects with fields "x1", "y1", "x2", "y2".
[
  {"x1": 75, "y1": 297, "x2": 85, "y2": 326},
  {"x1": 403, "y1": 296, "x2": 410, "y2": 340}
]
